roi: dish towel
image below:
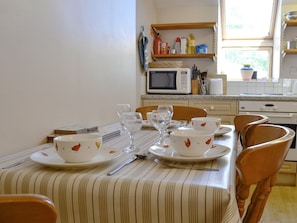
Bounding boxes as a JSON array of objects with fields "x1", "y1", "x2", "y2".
[{"x1": 138, "y1": 28, "x2": 149, "y2": 71}]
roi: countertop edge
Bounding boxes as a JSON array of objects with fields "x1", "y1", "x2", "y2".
[{"x1": 141, "y1": 94, "x2": 297, "y2": 101}]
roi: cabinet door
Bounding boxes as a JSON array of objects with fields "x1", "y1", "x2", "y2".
[
  {"x1": 279, "y1": 162, "x2": 297, "y2": 174},
  {"x1": 277, "y1": 161, "x2": 297, "y2": 186},
  {"x1": 189, "y1": 100, "x2": 237, "y2": 115}
]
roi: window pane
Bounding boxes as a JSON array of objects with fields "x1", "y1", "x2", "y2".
[
  {"x1": 221, "y1": 48, "x2": 271, "y2": 81},
  {"x1": 224, "y1": 0, "x2": 275, "y2": 39}
]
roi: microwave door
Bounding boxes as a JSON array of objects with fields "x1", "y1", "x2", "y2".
[{"x1": 148, "y1": 71, "x2": 177, "y2": 92}]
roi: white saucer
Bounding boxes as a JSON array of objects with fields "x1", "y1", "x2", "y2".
[
  {"x1": 30, "y1": 147, "x2": 122, "y2": 169},
  {"x1": 142, "y1": 120, "x2": 182, "y2": 129},
  {"x1": 215, "y1": 126, "x2": 232, "y2": 136},
  {"x1": 149, "y1": 144, "x2": 230, "y2": 163}
]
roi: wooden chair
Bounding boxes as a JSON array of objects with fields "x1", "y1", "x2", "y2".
[
  {"x1": 234, "y1": 114, "x2": 269, "y2": 148},
  {"x1": 236, "y1": 124, "x2": 295, "y2": 223},
  {"x1": 136, "y1": 105, "x2": 207, "y2": 121},
  {"x1": 0, "y1": 194, "x2": 57, "y2": 223}
]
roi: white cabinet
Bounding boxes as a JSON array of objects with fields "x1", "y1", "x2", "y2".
[
  {"x1": 142, "y1": 99, "x2": 188, "y2": 107},
  {"x1": 142, "y1": 98, "x2": 237, "y2": 124},
  {"x1": 189, "y1": 100, "x2": 237, "y2": 124},
  {"x1": 277, "y1": 162, "x2": 297, "y2": 186}
]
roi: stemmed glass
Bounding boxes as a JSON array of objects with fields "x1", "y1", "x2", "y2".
[
  {"x1": 157, "y1": 104, "x2": 174, "y2": 135},
  {"x1": 157, "y1": 104, "x2": 174, "y2": 119},
  {"x1": 147, "y1": 110, "x2": 171, "y2": 146},
  {"x1": 116, "y1": 104, "x2": 131, "y2": 132},
  {"x1": 121, "y1": 112, "x2": 143, "y2": 153}
]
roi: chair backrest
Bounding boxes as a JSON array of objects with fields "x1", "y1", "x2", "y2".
[
  {"x1": 136, "y1": 105, "x2": 207, "y2": 121},
  {"x1": 234, "y1": 114, "x2": 269, "y2": 148},
  {"x1": 236, "y1": 124, "x2": 295, "y2": 223},
  {"x1": 0, "y1": 194, "x2": 57, "y2": 223}
]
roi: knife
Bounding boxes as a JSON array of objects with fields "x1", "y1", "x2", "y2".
[
  {"x1": 107, "y1": 155, "x2": 138, "y2": 176},
  {"x1": 155, "y1": 159, "x2": 219, "y2": 171}
]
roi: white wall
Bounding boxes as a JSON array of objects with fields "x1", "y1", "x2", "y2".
[
  {"x1": 136, "y1": 0, "x2": 158, "y2": 104},
  {"x1": 0, "y1": 0, "x2": 136, "y2": 156}
]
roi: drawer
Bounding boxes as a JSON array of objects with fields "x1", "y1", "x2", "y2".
[
  {"x1": 279, "y1": 162, "x2": 297, "y2": 174},
  {"x1": 142, "y1": 99, "x2": 188, "y2": 107},
  {"x1": 189, "y1": 100, "x2": 237, "y2": 115}
]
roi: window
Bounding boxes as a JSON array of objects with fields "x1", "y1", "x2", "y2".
[{"x1": 220, "y1": 0, "x2": 278, "y2": 81}]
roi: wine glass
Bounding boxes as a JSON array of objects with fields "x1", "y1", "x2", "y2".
[
  {"x1": 147, "y1": 110, "x2": 171, "y2": 146},
  {"x1": 157, "y1": 104, "x2": 174, "y2": 119},
  {"x1": 121, "y1": 112, "x2": 143, "y2": 153},
  {"x1": 116, "y1": 104, "x2": 131, "y2": 132},
  {"x1": 158, "y1": 104, "x2": 174, "y2": 135}
]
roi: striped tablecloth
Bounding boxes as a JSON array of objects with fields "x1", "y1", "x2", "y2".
[{"x1": 0, "y1": 125, "x2": 241, "y2": 223}]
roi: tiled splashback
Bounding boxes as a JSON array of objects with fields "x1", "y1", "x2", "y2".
[{"x1": 227, "y1": 78, "x2": 296, "y2": 95}]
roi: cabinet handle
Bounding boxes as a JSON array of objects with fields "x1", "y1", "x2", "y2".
[{"x1": 210, "y1": 106, "x2": 215, "y2": 110}]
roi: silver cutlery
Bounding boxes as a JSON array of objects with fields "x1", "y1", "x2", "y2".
[
  {"x1": 107, "y1": 154, "x2": 147, "y2": 176},
  {"x1": 154, "y1": 159, "x2": 219, "y2": 171}
]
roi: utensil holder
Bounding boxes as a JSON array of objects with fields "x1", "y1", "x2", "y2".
[{"x1": 191, "y1": 79, "x2": 198, "y2": 95}]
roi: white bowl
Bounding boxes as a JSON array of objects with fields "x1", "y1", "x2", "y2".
[
  {"x1": 191, "y1": 117, "x2": 221, "y2": 133},
  {"x1": 170, "y1": 129, "x2": 214, "y2": 157},
  {"x1": 54, "y1": 133, "x2": 102, "y2": 163}
]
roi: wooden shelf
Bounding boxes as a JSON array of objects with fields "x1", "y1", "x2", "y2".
[
  {"x1": 282, "y1": 21, "x2": 297, "y2": 59},
  {"x1": 283, "y1": 49, "x2": 297, "y2": 54},
  {"x1": 152, "y1": 53, "x2": 215, "y2": 59},
  {"x1": 285, "y1": 20, "x2": 297, "y2": 27},
  {"x1": 151, "y1": 22, "x2": 217, "y2": 62},
  {"x1": 151, "y1": 22, "x2": 216, "y2": 31}
]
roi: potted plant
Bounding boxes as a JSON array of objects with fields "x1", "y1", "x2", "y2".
[{"x1": 240, "y1": 64, "x2": 254, "y2": 81}]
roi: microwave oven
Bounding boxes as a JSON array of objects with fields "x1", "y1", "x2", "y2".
[{"x1": 147, "y1": 68, "x2": 191, "y2": 94}]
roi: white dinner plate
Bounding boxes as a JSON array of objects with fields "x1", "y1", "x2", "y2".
[
  {"x1": 215, "y1": 126, "x2": 232, "y2": 136},
  {"x1": 142, "y1": 120, "x2": 182, "y2": 129},
  {"x1": 149, "y1": 144, "x2": 230, "y2": 163},
  {"x1": 30, "y1": 147, "x2": 122, "y2": 169}
]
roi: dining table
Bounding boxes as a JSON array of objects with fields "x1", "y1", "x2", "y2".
[{"x1": 0, "y1": 123, "x2": 241, "y2": 223}]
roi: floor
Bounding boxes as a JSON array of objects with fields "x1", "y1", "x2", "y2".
[{"x1": 259, "y1": 185, "x2": 297, "y2": 223}]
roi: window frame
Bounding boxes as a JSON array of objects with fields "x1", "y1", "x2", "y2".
[{"x1": 220, "y1": 0, "x2": 279, "y2": 80}]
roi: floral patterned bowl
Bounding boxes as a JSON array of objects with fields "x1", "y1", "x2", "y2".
[
  {"x1": 54, "y1": 133, "x2": 102, "y2": 162},
  {"x1": 170, "y1": 129, "x2": 214, "y2": 157},
  {"x1": 191, "y1": 117, "x2": 221, "y2": 133}
]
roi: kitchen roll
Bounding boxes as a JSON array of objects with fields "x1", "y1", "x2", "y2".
[{"x1": 209, "y1": 78, "x2": 223, "y2": 95}]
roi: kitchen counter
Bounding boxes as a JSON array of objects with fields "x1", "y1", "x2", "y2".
[{"x1": 141, "y1": 94, "x2": 297, "y2": 101}]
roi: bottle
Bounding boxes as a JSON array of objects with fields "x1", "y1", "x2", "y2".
[
  {"x1": 175, "y1": 37, "x2": 181, "y2": 54},
  {"x1": 187, "y1": 34, "x2": 195, "y2": 54},
  {"x1": 180, "y1": 37, "x2": 187, "y2": 54},
  {"x1": 153, "y1": 33, "x2": 162, "y2": 54}
]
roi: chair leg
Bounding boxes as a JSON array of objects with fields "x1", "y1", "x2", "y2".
[{"x1": 243, "y1": 177, "x2": 273, "y2": 223}]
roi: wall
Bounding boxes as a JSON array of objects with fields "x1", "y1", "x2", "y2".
[
  {"x1": 0, "y1": 0, "x2": 136, "y2": 156},
  {"x1": 136, "y1": 0, "x2": 158, "y2": 103}
]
